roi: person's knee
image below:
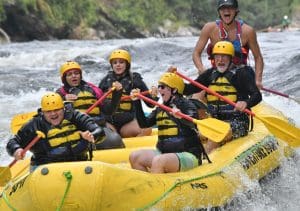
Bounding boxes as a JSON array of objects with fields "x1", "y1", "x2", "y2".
[
  {"x1": 129, "y1": 151, "x2": 141, "y2": 164},
  {"x1": 120, "y1": 126, "x2": 140, "y2": 138},
  {"x1": 151, "y1": 155, "x2": 164, "y2": 168}
]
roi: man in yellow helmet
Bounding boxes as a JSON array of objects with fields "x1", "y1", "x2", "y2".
[
  {"x1": 193, "y1": 0, "x2": 264, "y2": 89},
  {"x1": 184, "y1": 41, "x2": 262, "y2": 153},
  {"x1": 129, "y1": 72, "x2": 208, "y2": 173},
  {"x1": 57, "y1": 61, "x2": 124, "y2": 149},
  {"x1": 7, "y1": 92, "x2": 104, "y2": 171}
]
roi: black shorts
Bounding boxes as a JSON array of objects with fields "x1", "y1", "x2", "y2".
[{"x1": 106, "y1": 112, "x2": 135, "y2": 132}]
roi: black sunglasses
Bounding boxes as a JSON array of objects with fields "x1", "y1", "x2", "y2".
[{"x1": 158, "y1": 84, "x2": 166, "y2": 89}]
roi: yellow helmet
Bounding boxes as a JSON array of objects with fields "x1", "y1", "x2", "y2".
[
  {"x1": 59, "y1": 61, "x2": 82, "y2": 79},
  {"x1": 158, "y1": 72, "x2": 184, "y2": 94},
  {"x1": 212, "y1": 41, "x2": 234, "y2": 57},
  {"x1": 41, "y1": 92, "x2": 64, "y2": 111},
  {"x1": 109, "y1": 49, "x2": 131, "y2": 64}
]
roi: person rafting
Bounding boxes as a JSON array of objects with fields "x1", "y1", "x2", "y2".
[
  {"x1": 98, "y1": 49, "x2": 158, "y2": 138},
  {"x1": 6, "y1": 92, "x2": 104, "y2": 171},
  {"x1": 192, "y1": 0, "x2": 264, "y2": 106},
  {"x1": 129, "y1": 72, "x2": 208, "y2": 173},
  {"x1": 56, "y1": 61, "x2": 124, "y2": 149},
  {"x1": 193, "y1": 0, "x2": 264, "y2": 88},
  {"x1": 184, "y1": 41, "x2": 262, "y2": 153}
]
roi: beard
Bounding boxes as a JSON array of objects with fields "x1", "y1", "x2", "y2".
[{"x1": 216, "y1": 63, "x2": 230, "y2": 73}]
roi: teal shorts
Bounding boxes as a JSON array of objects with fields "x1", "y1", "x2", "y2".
[
  {"x1": 154, "y1": 150, "x2": 199, "y2": 172},
  {"x1": 176, "y1": 152, "x2": 199, "y2": 171}
]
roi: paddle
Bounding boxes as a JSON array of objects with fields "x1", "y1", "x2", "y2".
[
  {"x1": 175, "y1": 71, "x2": 300, "y2": 147},
  {"x1": 10, "y1": 111, "x2": 37, "y2": 135},
  {"x1": 261, "y1": 87, "x2": 300, "y2": 104},
  {"x1": 85, "y1": 87, "x2": 115, "y2": 114},
  {"x1": 121, "y1": 90, "x2": 150, "y2": 101},
  {"x1": 135, "y1": 93, "x2": 230, "y2": 143},
  {"x1": 0, "y1": 131, "x2": 45, "y2": 186},
  {"x1": 11, "y1": 89, "x2": 152, "y2": 134}
]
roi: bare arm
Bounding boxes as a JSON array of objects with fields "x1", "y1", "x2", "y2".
[
  {"x1": 192, "y1": 22, "x2": 214, "y2": 74},
  {"x1": 244, "y1": 25, "x2": 264, "y2": 88}
]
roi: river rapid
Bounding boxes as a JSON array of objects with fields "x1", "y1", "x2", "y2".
[{"x1": 0, "y1": 31, "x2": 300, "y2": 210}]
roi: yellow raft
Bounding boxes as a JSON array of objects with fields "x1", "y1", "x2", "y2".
[{"x1": 0, "y1": 102, "x2": 295, "y2": 210}]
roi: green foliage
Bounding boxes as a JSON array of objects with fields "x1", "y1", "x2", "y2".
[
  {"x1": 0, "y1": 0, "x2": 299, "y2": 37},
  {"x1": 111, "y1": 0, "x2": 172, "y2": 30},
  {"x1": 37, "y1": 0, "x2": 99, "y2": 28},
  {"x1": 238, "y1": 0, "x2": 292, "y2": 28},
  {"x1": 191, "y1": 0, "x2": 217, "y2": 27},
  {"x1": 0, "y1": 1, "x2": 5, "y2": 22}
]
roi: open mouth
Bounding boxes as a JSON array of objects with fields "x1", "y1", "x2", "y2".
[
  {"x1": 50, "y1": 115, "x2": 59, "y2": 121},
  {"x1": 217, "y1": 62, "x2": 225, "y2": 67}
]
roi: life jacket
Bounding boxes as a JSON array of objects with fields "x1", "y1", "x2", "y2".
[
  {"x1": 59, "y1": 82, "x2": 102, "y2": 117},
  {"x1": 104, "y1": 72, "x2": 135, "y2": 112},
  {"x1": 156, "y1": 110, "x2": 179, "y2": 140},
  {"x1": 110, "y1": 90, "x2": 132, "y2": 112},
  {"x1": 46, "y1": 119, "x2": 88, "y2": 159},
  {"x1": 155, "y1": 107, "x2": 208, "y2": 163},
  {"x1": 206, "y1": 69, "x2": 253, "y2": 131},
  {"x1": 206, "y1": 69, "x2": 238, "y2": 105},
  {"x1": 207, "y1": 20, "x2": 249, "y2": 66}
]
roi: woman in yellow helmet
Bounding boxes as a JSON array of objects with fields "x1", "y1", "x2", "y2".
[
  {"x1": 6, "y1": 92, "x2": 103, "y2": 171},
  {"x1": 184, "y1": 41, "x2": 262, "y2": 153},
  {"x1": 98, "y1": 49, "x2": 158, "y2": 138},
  {"x1": 129, "y1": 72, "x2": 208, "y2": 173},
  {"x1": 56, "y1": 61, "x2": 125, "y2": 149}
]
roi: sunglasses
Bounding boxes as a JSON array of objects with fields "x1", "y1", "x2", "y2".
[{"x1": 158, "y1": 84, "x2": 166, "y2": 89}]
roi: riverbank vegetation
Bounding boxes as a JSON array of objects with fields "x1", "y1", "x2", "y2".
[{"x1": 0, "y1": 0, "x2": 299, "y2": 42}]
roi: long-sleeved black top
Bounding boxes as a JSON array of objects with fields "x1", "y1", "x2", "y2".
[
  {"x1": 184, "y1": 66, "x2": 262, "y2": 108},
  {"x1": 7, "y1": 109, "x2": 103, "y2": 165}
]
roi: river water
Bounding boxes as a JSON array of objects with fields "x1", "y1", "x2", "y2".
[{"x1": 0, "y1": 31, "x2": 300, "y2": 210}]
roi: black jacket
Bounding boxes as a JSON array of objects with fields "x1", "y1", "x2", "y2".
[
  {"x1": 7, "y1": 109, "x2": 103, "y2": 165},
  {"x1": 57, "y1": 80, "x2": 122, "y2": 116},
  {"x1": 99, "y1": 71, "x2": 158, "y2": 110},
  {"x1": 184, "y1": 66, "x2": 262, "y2": 108}
]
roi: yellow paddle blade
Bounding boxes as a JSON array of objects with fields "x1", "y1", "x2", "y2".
[
  {"x1": 0, "y1": 167, "x2": 12, "y2": 186},
  {"x1": 10, "y1": 111, "x2": 37, "y2": 134},
  {"x1": 194, "y1": 118, "x2": 231, "y2": 143},
  {"x1": 256, "y1": 115, "x2": 300, "y2": 147}
]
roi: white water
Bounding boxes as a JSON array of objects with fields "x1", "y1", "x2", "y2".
[{"x1": 0, "y1": 31, "x2": 300, "y2": 210}]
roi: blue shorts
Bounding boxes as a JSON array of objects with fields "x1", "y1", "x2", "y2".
[{"x1": 154, "y1": 150, "x2": 199, "y2": 172}]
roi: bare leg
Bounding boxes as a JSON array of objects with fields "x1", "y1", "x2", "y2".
[
  {"x1": 129, "y1": 149, "x2": 156, "y2": 172},
  {"x1": 205, "y1": 130, "x2": 233, "y2": 154},
  {"x1": 138, "y1": 127, "x2": 152, "y2": 136},
  {"x1": 150, "y1": 153, "x2": 179, "y2": 173},
  {"x1": 120, "y1": 119, "x2": 142, "y2": 137}
]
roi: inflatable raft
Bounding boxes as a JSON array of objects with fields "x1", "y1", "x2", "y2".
[{"x1": 0, "y1": 102, "x2": 296, "y2": 210}]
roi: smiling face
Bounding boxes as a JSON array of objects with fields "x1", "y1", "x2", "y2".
[
  {"x1": 158, "y1": 84, "x2": 173, "y2": 102},
  {"x1": 43, "y1": 108, "x2": 64, "y2": 126},
  {"x1": 219, "y1": 6, "x2": 237, "y2": 25},
  {"x1": 214, "y1": 54, "x2": 231, "y2": 73},
  {"x1": 111, "y1": 58, "x2": 127, "y2": 75},
  {"x1": 65, "y1": 69, "x2": 81, "y2": 87}
]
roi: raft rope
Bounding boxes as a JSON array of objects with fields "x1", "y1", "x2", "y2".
[
  {"x1": 2, "y1": 190, "x2": 17, "y2": 211},
  {"x1": 137, "y1": 171, "x2": 222, "y2": 211},
  {"x1": 56, "y1": 171, "x2": 73, "y2": 211},
  {"x1": 138, "y1": 136, "x2": 277, "y2": 210}
]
